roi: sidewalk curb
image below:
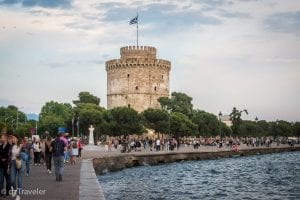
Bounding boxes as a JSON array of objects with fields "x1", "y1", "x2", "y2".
[{"x1": 79, "y1": 159, "x2": 106, "y2": 200}]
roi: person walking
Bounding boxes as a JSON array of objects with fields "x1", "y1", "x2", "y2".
[
  {"x1": 45, "y1": 136, "x2": 53, "y2": 174},
  {"x1": 0, "y1": 134, "x2": 11, "y2": 197},
  {"x1": 69, "y1": 139, "x2": 78, "y2": 165},
  {"x1": 77, "y1": 139, "x2": 82, "y2": 158},
  {"x1": 9, "y1": 136, "x2": 27, "y2": 200},
  {"x1": 51, "y1": 132, "x2": 67, "y2": 182},
  {"x1": 23, "y1": 137, "x2": 33, "y2": 176},
  {"x1": 33, "y1": 138, "x2": 41, "y2": 166}
]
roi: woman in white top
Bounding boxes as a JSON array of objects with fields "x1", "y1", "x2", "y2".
[
  {"x1": 69, "y1": 140, "x2": 78, "y2": 165},
  {"x1": 33, "y1": 138, "x2": 41, "y2": 166},
  {"x1": 9, "y1": 136, "x2": 25, "y2": 200}
]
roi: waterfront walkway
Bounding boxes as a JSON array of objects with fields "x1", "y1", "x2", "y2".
[{"x1": 6, "y1": 144, "x2": 298, "y2": 200}]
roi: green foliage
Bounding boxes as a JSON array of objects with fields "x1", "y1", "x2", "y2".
[
  {"x1": 229, "y1": 107, "x2": 248, "y2": 136},
  {"x1": 158, "y1": 92, "x2": 193, "y2": 117},
  {"x1": 220, "y1": 122, "x2": 232, "y2": 137},
  {"x1": 39, "y1": 101, "x2": 73, "y2": 136},
  {"x1": 73, "y1": 103, "x2": 105, "y2": 137},
  {"x1": 0, "y1": 106, "x2": 27, "y2": 134},
  {"x1": 157, "y1": 97, "x2": 170, "y2": 109},
  {"x1": 107, "y1": 107, "x2": 144, "y2": 137},
  {"x1": 170, "y1": 112, "x2": 197, "y2": 138},
  {"x1": 73, "y1": 91, "x2": 100, "y2": 105},
  {"x1": 238, "y1": 120, "x2": 257, "y2": 137},
  {"x1": 293, "y1": 122, "x2": 300, "y2": 137},
  {"x1": 191, "y1": 110, "x2": 220, "y2": 136},
  {"x1": 141, "y1": 108, "x2": 169, "y2": 135},
  {"x1": 277, "y1": 120, "x2": 292, "y2": 137}
]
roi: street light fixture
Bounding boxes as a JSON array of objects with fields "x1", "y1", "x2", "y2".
[
  {"x1": 218, "y1": 111, "x2": 222, "y2": 138},
  {"x1": 16, "y1": 106, "x2": 24, "y2": 130},
  {"x1": 255, "y1": 116, "x2": 258, "y2": 136},
  {"x1": 168, "y1": 109, "x2": 171, "y2": 138}
]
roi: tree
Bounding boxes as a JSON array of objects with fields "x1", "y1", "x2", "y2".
[
  {"x1": 0, "y1": 106, "x2": 27, "y2": 134},
  {"x1": 73, "y1": 91, "x2": 100, "y2": 105},
  {"x1": 277, "y1": 120, "x2": 292, "y2": 137},
  {"x1": 293, "y1": 122, "x2": 300, "y2": 140},
  {"x1": 257, "y1": 120, "x2": 269, "y2": 136},
  {"x1": 158, "y1": 92, "x2": 193, "y2": 117},
  {"x1": 170, "y1": 112, "x2": 197, "y2": 138},
  {"x1": 220, "y1": 122, "x2": 232, "y2": 137},
  {"x1": 229, "y1": 107, "x2": 248, "y2": 136},
  {"x1": 239, "y1": 120, "x2": 257, "y2": 137},
  {"x1": 157, "y1": 97, "x2": 170, "y2": 110},
  {"x1": 73, "y1": 103, "x2": 105, "y2": 138},
  {"x1": 141, "y1": 108, "x2": 169, "y2": 137},
  {"x1": 39, "y1": 101, "x2": 73, "y2": 136},
  {"x1": 191, "y1": 110, "x2": 220, "y2": 137},
  {"x1": 107, "y1": 107, "x2": 144, "y2": 138}
]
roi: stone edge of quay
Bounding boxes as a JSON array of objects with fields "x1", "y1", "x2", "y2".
[{"x1": 79, "y1": 159, "x2": 106, "y2": 200}]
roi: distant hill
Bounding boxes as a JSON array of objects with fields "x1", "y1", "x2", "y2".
[{"x1": 26, "y1": 113, "x2": 39, "y2": 121}]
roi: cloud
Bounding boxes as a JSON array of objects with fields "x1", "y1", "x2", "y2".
[
  {"x1": 95, "y1": 1, "x2": 222, "y2": 35},
  {"x1": 0, "y1": 0, "x2": 73, "y2": 8},
  {"x1": 264, "y1": 11, "x2": 300, "y2": 35},
  {"x1": 218, "y1": 9, "x2": 251, "y2": 19}
]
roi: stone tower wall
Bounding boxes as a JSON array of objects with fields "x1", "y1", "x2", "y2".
[{"x1": 106, "y1": 46, "x2": 171, "y2": 112}]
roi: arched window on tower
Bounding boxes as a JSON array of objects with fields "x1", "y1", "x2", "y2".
[
  {"x1": 162, "y1": 75, "x2": 164, "y2": 79},
  {"x1": 128, "y1": 104, "x2": 131, "y2": 108},
  {"x1": 127, "y1": 74, "x2": 130, "y2": 78},
  {"x1": 135, "y1": 86, "x2": 138, "y2": 90},
  {"x1": 154, "y1": 86, "x2": 157, "y2": 91}
]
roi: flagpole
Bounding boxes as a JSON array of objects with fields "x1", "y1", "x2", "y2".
[{"x1": 136, "y1": 12, "x2": 139, "y2": 46}]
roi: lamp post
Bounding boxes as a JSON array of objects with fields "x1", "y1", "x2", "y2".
[
  {"x1": 255, "y1": 116, "x2": 258, "y2": 136},
  {"x1": 72, "y1": 116, "x2": 74, "y2": 137},
  {"x1": 167, "y1": 109, "x2": 171, "y2": 137},
  {"x1": 10, "y1": 119, "x2": 16, "y2": 132},
  {"x1": 218, "y1": 111, "x2": 222, "y2": 138},
  {"x1": 16, "y1": 106, "x2": 24, "y2": 130}
]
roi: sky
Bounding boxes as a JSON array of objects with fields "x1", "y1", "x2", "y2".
[{"x1": 0, "y1": 0, "x2": 299, "y2": 122}]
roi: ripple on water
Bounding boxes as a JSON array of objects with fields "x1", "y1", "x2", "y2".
[{"x1": 99, "y1": 151, "x2": 300, "y2": 200}]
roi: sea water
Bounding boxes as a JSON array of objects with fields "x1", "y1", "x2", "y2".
[{"x1": 98, "y1": 151, "x2": 300, "y2": 200}]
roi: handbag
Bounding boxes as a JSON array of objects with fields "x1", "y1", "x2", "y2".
[{"x1": 15, "y1": 158, "x2": 22, "y2": 170}]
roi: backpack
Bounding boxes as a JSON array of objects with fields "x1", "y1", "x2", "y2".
[{"x1": 52, "y1": 138, "x2": 64, "y2": 156}]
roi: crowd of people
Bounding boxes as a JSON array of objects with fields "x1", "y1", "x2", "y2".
[
  {"x1": 106, "y1": 136, "x2": 299, "y2": 153},
  {"x1": 0, "y1": 131, "x2": 82, "y2": 200}
]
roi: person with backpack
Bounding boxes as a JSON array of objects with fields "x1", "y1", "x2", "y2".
[{"x1": 51, "y1": 132, "x2": 67, "y2": 182}]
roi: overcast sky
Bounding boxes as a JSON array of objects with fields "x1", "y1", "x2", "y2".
[{"x1": 0, "y1": 0, "x2": 299, "y2": 122}]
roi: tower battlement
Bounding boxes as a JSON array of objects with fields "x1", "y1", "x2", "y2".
[
  {"x1": 120, "y1": 46, "x2": 157, "y2": 59},
  {"x1": 106, "y1": 45, "x2": 171, "y2": 112}
]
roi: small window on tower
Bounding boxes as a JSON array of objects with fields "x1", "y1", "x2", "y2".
[
  {"x1": 162, "y1": 75, "x2": 164, "y2": 79},
  {"x1": 135, "y1": 86, "x2": 138, "y2": 90},
  {"x1": 125, "y1": 96, "x2": 128, "y2": 99},
  {"x1": 127, "y1": 74, "x2": 130, "y2": 78},
  {"x1": 154, "y1": 86, "x2": 157, "y2": 91},
  {"x1": 128, "y1": 104, "x2": 131, "y2": 108}
]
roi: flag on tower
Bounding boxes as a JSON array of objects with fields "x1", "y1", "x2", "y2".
[{"x1": 129, "y1": 15, "x2": 138, "y2": 25}]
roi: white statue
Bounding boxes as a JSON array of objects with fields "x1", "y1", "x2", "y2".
[{"x1": 88, "y1": 125, "x2": 95, "y2": 145}]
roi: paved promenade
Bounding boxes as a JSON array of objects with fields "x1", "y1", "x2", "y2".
[
  {"x1": 3, "y1": 143, "x2": 297, "y2": 200},
  {"x1": 21, "y1": 161, "x2": 81, "y2": 200}
]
